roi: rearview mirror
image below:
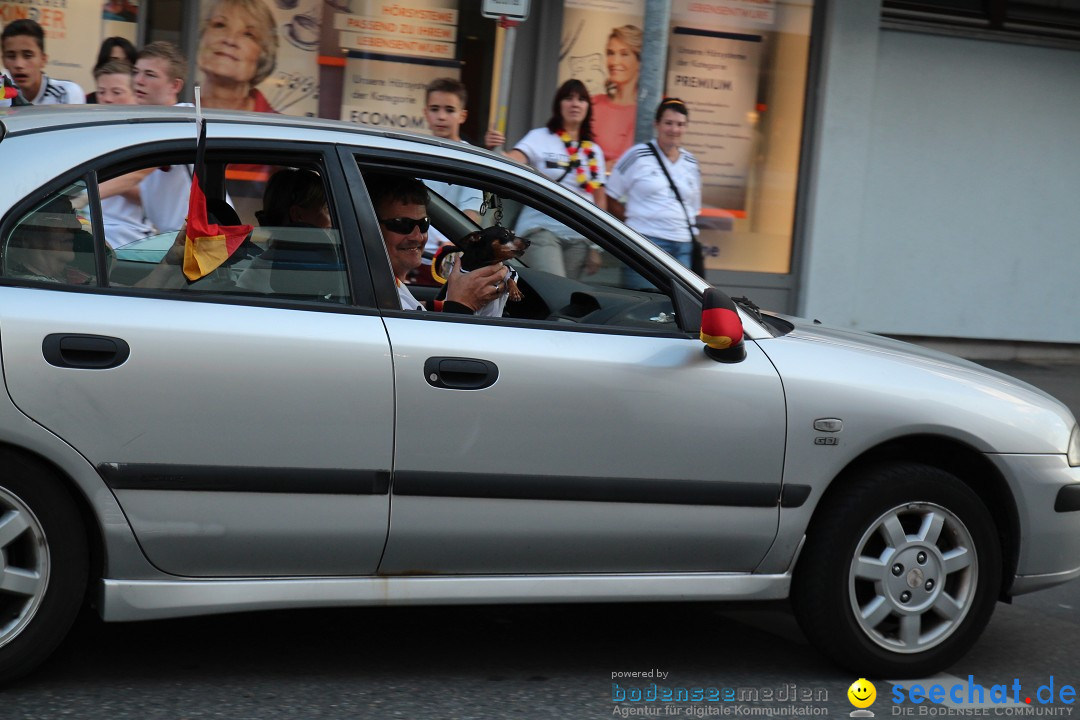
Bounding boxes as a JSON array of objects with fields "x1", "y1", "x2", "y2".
[{"x1": 700, "y1": 287, "x2": 746, "y2": 363}]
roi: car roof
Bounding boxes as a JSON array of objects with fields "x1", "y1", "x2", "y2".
[{"x1": 0, "y1": 104, "x2": 462, "y2": 154}]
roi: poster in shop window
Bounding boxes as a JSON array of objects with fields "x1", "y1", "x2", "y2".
[
  {"x1": 196, "y1": 0, "x2": 321, "y2": 116},
  {"x1": 0, "y1": 0, "x2": 100, "y2": 97},
  {"x1": 102, "y1": 1, "x2": 138, "y2": 23},
  {"x1": 332, "y1": 0, "x2": 462, "y2": 133},
  {"x1": 102, "y1": 0, "x2": 139, "y2": 64},
  {"x1": 558, "y1": 0, "x2": 645, "y2": 167},
  {"x1": 668, "y1": 0, "x2": 768, "y2": 211}
]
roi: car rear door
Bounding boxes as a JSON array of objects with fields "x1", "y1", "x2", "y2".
[{"x1": 0, "y1": 145, "x2": 394, "y2": 578}]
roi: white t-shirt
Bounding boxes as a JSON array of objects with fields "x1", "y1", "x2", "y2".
[
  {"x1": 101, "y1": 195, "x2": 155, "y2": 249},
  {"x1": 605, "y1": 142, "x2": 701, "y2": 243},
  {"x1": 397, "y1": 281, "x2": 424, "y2": 311},
  {"x1": 31, "y1": 75, "x2": 86, "y2": 105},
  {"x1": 511, "y1": 127, "x2": 605, "y2": 239},
  {"x1": 140, "y1": 163, "x2": 192, "y2": 234},
  {"x1": 424, "y1": 169, "x2": 484, "y2": 259},
  {"x1": 138, "y1": 103, "x2": 196, "y2": 233}
]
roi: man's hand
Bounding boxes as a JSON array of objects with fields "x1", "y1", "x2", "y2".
[{"x1": 445, "y1": 262, "x2": 509, "y2": 311}]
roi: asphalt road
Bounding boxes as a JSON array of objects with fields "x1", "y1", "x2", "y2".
[{"x1": 2, "y1": 359, "x2": 1078, "y2": 719}]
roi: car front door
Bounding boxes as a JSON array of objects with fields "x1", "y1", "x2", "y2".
[{"x1": 346, "y1": 157, "x2": 787, "y2": 575}]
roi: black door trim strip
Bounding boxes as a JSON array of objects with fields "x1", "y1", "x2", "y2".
[
  {"x1": 99, "y1": 463, "x2": 391, "y2": 495},
  {"x1": 393, "y1": 471, "x2": 781, "y2": 507}
]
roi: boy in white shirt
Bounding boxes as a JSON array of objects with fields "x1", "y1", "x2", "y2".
[
  {"x1": 1, "y1": 19, "x2": 85, "y2": 105},
  {"x1": 415, "y1": 77, "x2": 484, "y2": 285},
  {"x1": 98, "y1": 42, "x2": 193, "y2": 236},
  {"x1": 94, "y1": 60, "x2": 157, "y2": 249}
]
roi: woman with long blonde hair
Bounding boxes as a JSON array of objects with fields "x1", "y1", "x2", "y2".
[{"x1": 590, "y1": 24, "x2": 642, "y2": 165}]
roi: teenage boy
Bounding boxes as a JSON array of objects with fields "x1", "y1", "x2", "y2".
[
  {"x1": 94, "y1": 60, "x2": 137, "y2": 106},
  {"x1": 97, "y1": 42, "x2": 191, "y2": 235},
  {"x1": 1, "y1": 19, "x2": 85, "y2": 104},
  {"x1": 133, "y1": 40, "x2": 186, "y2": 107},
  {"x1": 416, "y1": 77, "x2": 483, "y2": 284},
  {"x1": 122, "y1": 41, "x2": 191, "y2": 234},
  {"x1": 95, "y1": 61, "x2": 156, "y2": 249}
]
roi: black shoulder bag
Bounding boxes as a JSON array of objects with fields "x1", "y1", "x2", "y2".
[{"x1": 646, "y1": 141, "x2": 705, "y2": 277}]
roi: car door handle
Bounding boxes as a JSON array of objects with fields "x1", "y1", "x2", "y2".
[
  {"x1": 424, "y1": 357, "x2": 498, "y2": 390},
  {"x1": 42, "y1": 334, "x2": 130, "y2": 369}
]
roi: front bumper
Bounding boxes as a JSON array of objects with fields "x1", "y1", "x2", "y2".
[{"x1": 989, "y1": 453, "x2": 1080, "y2": 596}]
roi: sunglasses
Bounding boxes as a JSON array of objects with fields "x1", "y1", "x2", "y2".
[{"x1": 379, "y1": 216, "x2": 430, "y2": 234}]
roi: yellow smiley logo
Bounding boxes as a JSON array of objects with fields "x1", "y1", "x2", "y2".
[{"x1": 848, "y1": 678, "x2": 877, "y2": 709}]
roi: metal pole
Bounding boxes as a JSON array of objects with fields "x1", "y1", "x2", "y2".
[
  {"x1": 491, "y1": 16, "x2": 519, "y2": 152},
  {"x1": 635, "y1": 0, "x2": 672, "y2": 143}
]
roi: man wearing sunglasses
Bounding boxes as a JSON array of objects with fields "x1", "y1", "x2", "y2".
[{"x1": 370, "y1": 175, "x2": 507, "y2": 313}]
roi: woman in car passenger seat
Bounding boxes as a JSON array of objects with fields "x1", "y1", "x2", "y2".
[
  {"x1": 234, "y1": 168, "x2": 332, "y2": 295},
  {"x1": 255, "y1": 169, "x2": 330, "y2": 229}
]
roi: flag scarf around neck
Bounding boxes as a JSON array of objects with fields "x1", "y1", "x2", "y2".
[{"x1": 182, "y1": 121, "x2": 253, "y2": 281}]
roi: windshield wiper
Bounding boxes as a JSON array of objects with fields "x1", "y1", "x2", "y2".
[{"x1": 732, "y1": 295, "x2": 763, "y2": 323}]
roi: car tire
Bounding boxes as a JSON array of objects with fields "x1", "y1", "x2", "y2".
[
  {"x1": 0, "y1": 453, "x2": 88, "y2": 683},
  {"x1": 792, "y1": 462, "x2": 1001, "y2": 678}
]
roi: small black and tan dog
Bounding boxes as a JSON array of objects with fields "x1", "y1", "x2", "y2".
[{"x1": 433, "y1": 225, "x2": 530, "y2": 315}]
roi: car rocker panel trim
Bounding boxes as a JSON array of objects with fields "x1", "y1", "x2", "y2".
[
  {"x1": 99, "y1": 463, "x2": 391, "y2": 495},
  {"x1": 392, "y1": 471, "x2": 782, "y2": 507}
]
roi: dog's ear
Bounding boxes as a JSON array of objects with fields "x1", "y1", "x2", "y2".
[{"x1": 453, "y1": 231, "x2": 486, "y2": 251}]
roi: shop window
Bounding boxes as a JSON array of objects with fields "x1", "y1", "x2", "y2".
[{"x1": 550, "y1": 2, "x2": 817, "y2": 277}]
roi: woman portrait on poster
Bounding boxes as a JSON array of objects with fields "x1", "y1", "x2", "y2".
[
  {"x1": 197, "y1": 0, "x2": 280, "y2": 112},
  {"x1": 590, "y1": 24, "x2": 642, "y2": 166}
]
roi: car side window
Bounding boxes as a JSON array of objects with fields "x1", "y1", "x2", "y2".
[
  {"x1": 385, "y1": 168, "x2": 679, "y2": 331},
  {"x1": 99, "y1": 157, "x2": 350, "y2": 304},
  {"x1": 1, "y1": 182, "x2": 98, "y2": 286}
]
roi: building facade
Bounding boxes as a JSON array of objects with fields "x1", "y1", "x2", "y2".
[{"x1": 4, "y1": 0, "x2": 1078, "y2": 345}]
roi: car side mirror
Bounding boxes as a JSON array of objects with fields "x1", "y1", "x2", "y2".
[{"x1": 700, "y1": 287, "x2": 746, "y2": 363}]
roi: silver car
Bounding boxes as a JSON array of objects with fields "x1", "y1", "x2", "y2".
[{"x1": 1, "y1": 106, "x2": 1078, "y2": 682}]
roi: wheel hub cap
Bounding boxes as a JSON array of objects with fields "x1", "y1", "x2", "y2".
[
  {"x1": 0, "y1": 490, "x2": 50, "y2": 651},
  {"x1": 848, "y1": 502, "x2": 978, "y2": 654}
]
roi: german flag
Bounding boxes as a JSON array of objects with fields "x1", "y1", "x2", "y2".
[
  {"x1": 182, "y1": 121, "x2": 252, "y2": 281},
  {"x1": 3, "y1": 75, "x2": 29, "y2": 105}
]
